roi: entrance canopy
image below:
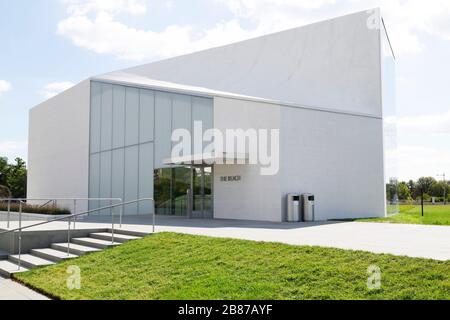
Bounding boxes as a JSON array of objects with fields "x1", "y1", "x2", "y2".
[{"x1": 164, "y1": 152, "x2": 249, "y2": 166}]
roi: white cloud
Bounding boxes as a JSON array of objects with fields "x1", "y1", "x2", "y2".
[
  {"x1": 64, "y1": 0, "x2": 147, "y2": 16},
  {"x1": 41, "y1": 82, "x2": 75, "y2": 99},
  {"x1": 56, "y1": 0, "x2": 450, "y2": 61},
  {"x1": 58, "y1": 10, "x2": 259, "y2": 61},
  {"x1": 218, "y1": 0, "x2": 450, "y2": 57},
  {"x1": 56, "y1": 0, "x2": 344, "y2": 62},
  {"x1": 0, "y1": 141, "x2": 28, "y2": 162},
  {"x1": 0, "y1": 80, "x2": 12, "y2": 94}
]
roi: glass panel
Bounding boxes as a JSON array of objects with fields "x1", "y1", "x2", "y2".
[
  {"x1": 154, "y1": 168, "x2": 172, "y2": 215},
  {"x1": 112, "y1": 85, "x2": 125, "y2": 149},
  {"x1": 381, "y1": 21, "x2": 398, "y2": 216},
  {"x1": 192, "y1": 97, "x2": 213, "y2": 153},
  {"x1": 139, "y1": 89, "x2": 155, "y2": 143},
  {"x1": 124, "y1": 145, "x2": 139, "y2": 214},
  {"x1": 125, "y1": 87, "x2": 139, "y2": 146},
  {"x1": 89, "y1": 153, "x2": 100, "y2": 210},
  {"x1": 100, "y1": 151, "x2": 112, "y2": 215},
  {"x1": 204, "y1": 167, "x2": 212, "y2": 214},
  {"x1": 90, "y1": 82, "x2": 102, "y2": 153},
  {"x1": 192, "y1": 166, "x2": 213, "y2": 218},
  {"x1": 154, "y1": 92, "x2": 172, "y2": 168},
  {"x1": 100, "y1": 84, "x2": 113, "y2": 151},
  {"x1": 139, "y1": 143, "x2": 154, "y2": 214},
  {"x1": 111, "y1": 148, "x2": 124, "y2": 212},
  {"x1": 193, "y1": 167, "x2": 202, "y2": 213},
  {"x1": 173, "y1": 167, "x2": 191, "y2": 216}
]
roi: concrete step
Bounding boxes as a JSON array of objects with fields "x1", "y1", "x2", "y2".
[
  {"x1": 52, "y1": 242, "x2": 100, "y2": 256},
  {"x1": 71, "y1": 237, "x2": 121, "y2": 249},
  {"x1": 31, "y1": 248, "x2": 78, "y2": 262},
  {"x1": 90, "y1": 232, "x2": 141, "y2": 243},
  {"x1": 9, "y1": 254, "x2": 54, "y2": 270},
  {"x1": 109, "y1": 229, "x2": 150, "y2": 238},
  {"x1": 0, "y1": 260, "x2": 29, "y2": 278}
]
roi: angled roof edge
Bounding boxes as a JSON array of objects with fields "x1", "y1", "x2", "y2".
[{"x1": 93, "y1": 73, "x2": 382, "y2": 120}]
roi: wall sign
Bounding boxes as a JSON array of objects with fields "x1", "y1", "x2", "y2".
[{"x1": 220, "y1": 175, "x2": 242, "y2": 182}]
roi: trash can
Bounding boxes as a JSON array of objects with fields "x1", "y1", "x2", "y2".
[
  {"x1": 302, "y1": 194, "x2": 315, "y2": 222},
  {"x1": 287, "y1": 194, "x2": 301, "y2": 222}
]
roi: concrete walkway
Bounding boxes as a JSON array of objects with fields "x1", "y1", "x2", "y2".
[
  {"x1": 0, "y1": 277, "x2": 49, "y2": 300},
  {"x1": 147, "y1": 217, "x2": 450, "y2": 261},
  {"x1": 2, "y1": 215, "x2": 450, "y2": 261}
]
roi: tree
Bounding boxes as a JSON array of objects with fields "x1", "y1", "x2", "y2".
[
  {"x1": 5, "y1": 158, "x2": 27, "y2": 198},
  {"x1": 0, "y1": 157, "x2": 9, "y2": 186},
  {"x1": 430, "y1": 181, "x2": 450, "y2": 201},
  {"x1": 407, "y1": 180, "x2": 416, "y2": 198},
  {"x1": 0, "y1": 185, "x2": 11, "y2": 198},
  {"x1": 416, "y1": 177, "x2": 436, "y2": 196},
  {"x1": 397, "y1": 182, "x2": 411, "y2": 201}
]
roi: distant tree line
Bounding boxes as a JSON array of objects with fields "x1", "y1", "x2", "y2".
[
  {"x1": 0, "y1": 157, "x2": 27, "y2": 198},
  {"x1": 387, "y1": 177, "x2": 450, "y2": 203}
]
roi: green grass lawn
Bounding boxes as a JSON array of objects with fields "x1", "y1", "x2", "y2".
[
  {"x1": 13, "y1": 233, "x2": 450, "y2": 300},
  {"x1": 359, "y1": 205, "x2": 450, "y2": 226}
]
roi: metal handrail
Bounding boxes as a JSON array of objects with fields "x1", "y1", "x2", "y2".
[
  {"x1": 0, "y1": 198, "x2": 123, "y2": 229},
  {"x1": 0, "y1": 198, "x2": 155, "y2": 271},
  {"x1": 38, "y1": 200, "x2": 53, "y2": 208}
]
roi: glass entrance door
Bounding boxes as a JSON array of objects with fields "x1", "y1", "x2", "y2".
[
  {"x1": 154, "y1": 166, "x2": 212, "y2": 218},
  {"x1": 192, "y1": 166, "x2": 213, "y2": 219}
]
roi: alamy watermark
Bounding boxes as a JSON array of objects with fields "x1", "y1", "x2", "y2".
[
  {"x1": 171, "y1": 121, "x2": 280, "y2": 176},
  {"x1": 367, "y1": 265, "x2": 382, "y2": 290},
  {"x1": 366, "y1": 9, "x2": 381, "y2": 30},
  {"x1": 67, "y1": 265, "x2": 81, "y2": 290}
]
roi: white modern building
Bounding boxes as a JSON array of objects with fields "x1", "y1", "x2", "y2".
[{"x1": 27, "y1": 9, "x2": 397, "y2": 222}]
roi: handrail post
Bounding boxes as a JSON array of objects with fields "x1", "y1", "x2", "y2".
[
  {"x1": 150, "y1": 199, "x2": 156, "y2": 233},
  {"x1": 119, "y1": 202, "x2": 123, "y2": 228},
  {"x1": 7, "y1": 200, "x2": 10, "y2": 229},
  {"x1": 111, "y1": 206, "x2": 115, "y2": 244},
  {"x1": 73, "y1": 199, "x2": 77, "y2": 229},
  {"x1": 18, "y1": 202, "x2": 22, "y2": 271},
  {"x1": 67, "y1": 216, "x2": 71, "y2": 257}
]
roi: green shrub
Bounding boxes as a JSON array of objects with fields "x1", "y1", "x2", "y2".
[
  {"x1": 0, "y1": 185, "x2": 11, "y2": 198},
  {"x1": 0, "y1": 202, "x2": 71, "y2": 215}
]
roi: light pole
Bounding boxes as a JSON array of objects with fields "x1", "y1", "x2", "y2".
[{"x1": 437, "y1": 173, "x2": 447, "y2": 205}]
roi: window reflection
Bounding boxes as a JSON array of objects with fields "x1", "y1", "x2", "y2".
[{"x1": 154, "y1": 166, "x2": 212, "y2": 217}]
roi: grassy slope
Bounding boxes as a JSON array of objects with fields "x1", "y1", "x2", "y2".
[
  {"x1": 360, "y1": 205, "x2": 450, "y2": 226},
  {"x1": 14, "y1": 233, "x2": 450, "y2": 300}
]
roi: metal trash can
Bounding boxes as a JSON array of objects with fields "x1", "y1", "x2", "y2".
[
  {"x1": 287, "y1": 194, "x2": 301, "y2": 222},
  {"x1": 302, "y1": 194, "x2": 315, "y2": 222}
]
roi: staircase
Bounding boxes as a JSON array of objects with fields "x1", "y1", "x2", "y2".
[{"x1": 0, "y1": 229, "x2": 146, "y2": 278}]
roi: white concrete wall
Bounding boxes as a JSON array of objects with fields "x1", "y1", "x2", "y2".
[
  {"x1": 122, "y1": 10, "x2": 382, "y2": 117},
  {"x1": 213, "y1": 96, "x2": 385, "y2": 222},
  {"x1": 27, "y1": 80, "x2": 91, "y2": 212},
  {"x1": 213, "y1": 97, "x2": 282, "y2": 222},
  {"x1": 280, "y1": 107, "x2": 386, "y2": 220}
]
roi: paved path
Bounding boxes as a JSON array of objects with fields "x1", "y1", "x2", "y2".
[
  {"x1": 0, "y1": 277, "x2": 49, "y2": 300},
  {"x1": 148, "y1": 218, "x2": 450, "y2": 261},
  {"x1": 2, "y1": 216, "x2": 450, "y2": 261}
]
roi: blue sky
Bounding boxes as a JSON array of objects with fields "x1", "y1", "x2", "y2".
[{"x1": 0, "y1": 0, "x2": 449, "y2": 181}]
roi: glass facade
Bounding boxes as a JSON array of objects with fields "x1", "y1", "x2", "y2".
[
  {"x1": 381, "y1": 19, "x2": 399, "y2": 215},
  {"x1": 89, "y1": 81, "x2": 214, "y2": 216}
]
